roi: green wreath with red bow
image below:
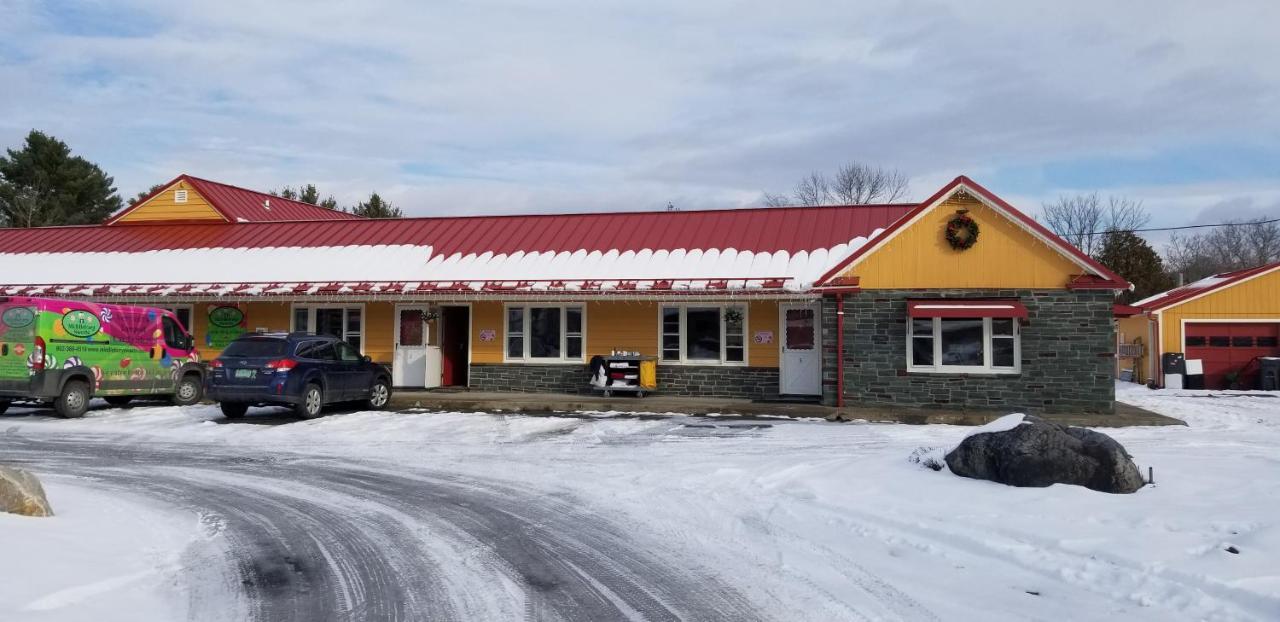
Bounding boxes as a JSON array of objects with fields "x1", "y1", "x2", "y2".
[{"x1": 945, "y1": 214, "x2": 979, "y2": 250}]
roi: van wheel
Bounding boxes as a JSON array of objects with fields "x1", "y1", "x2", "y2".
[
  {"x1": 220, "y1": 403, "x2": 248, "y2": 419},
  {"x1": 54, "y1": 380, "x2": 90, "y2": 419},
  {"x1": 366, "y1": 379, "x2": 391, "y2": 410},
  {"x1": 104, "y1": 396, "x2": 133, "y2": 407},
  {"x1": 295, "y1": 383, "x2": 323, "y2": 419},
  {"x1": 172, "y1": 373, "x2": 203, "y2": 406}
]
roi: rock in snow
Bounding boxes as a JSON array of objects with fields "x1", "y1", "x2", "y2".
[
  {"x1": 0, "y1": 466, "x2": 54, "y2": 517},
  {"x1": 945, "y1": 416, "x2": 1145, "y2": 494}
]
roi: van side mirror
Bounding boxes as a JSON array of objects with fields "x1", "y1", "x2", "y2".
[{"x1": 362, "y1": 355, "x2": 372, "y2": 363}]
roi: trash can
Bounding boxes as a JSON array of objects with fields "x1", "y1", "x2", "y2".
[
  {"x1": 1261, "y1": 357, "x2": 1280, "y2": 391},
  {"x1": 1162, "y1": 353, "x2": 1186, "y2": 389}
]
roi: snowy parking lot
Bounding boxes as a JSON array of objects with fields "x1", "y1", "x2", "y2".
[{"x1": 1, "y1": 384, "x2": 1278, "y2": 621}]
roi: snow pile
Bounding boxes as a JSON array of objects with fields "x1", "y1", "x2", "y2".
[{"x1": 2, "y1": 390, "x2": 1279, "y2": 620}]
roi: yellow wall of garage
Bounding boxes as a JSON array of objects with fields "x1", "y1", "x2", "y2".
[
  {"x1": 843, "y1": 194, "x2": 1083, "y2": 289},
  {"x1": 115, "y1": 180, "x2": 225, "y2": 224},
  {"x1": 1158, "y1": 267, "x2": 1280, "y2": 355},
  {"x1": 1116, "y1": 314, "x2": 1153, "y2": 384}
]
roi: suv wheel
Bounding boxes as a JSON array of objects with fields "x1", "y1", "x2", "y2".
[
  {"x1": 172, "y1": 373, "x2": 203, "y2": 406},
  {"x1": 220, "y1": 402, "x2": 249, "y2": 419},
  {"x1": 54, "y1": 380, "x2": 90, "y2": 419},
  {"x1": 295, "y1": 383, "x2": 323, "y2": 419},
  {"x1": 366, "y1": 379, "x2": 391, "y2": 410}
]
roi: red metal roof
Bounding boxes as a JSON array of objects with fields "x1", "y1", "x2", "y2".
[
  {"x1": 814, "y1": 176, "x2": 1131, "y2": 290},
  {"x1": 0, "y1": 202, "x2": 915, "y2": 255},
  {"x1": 105, "y1": 174, "x2": 363, "y2": 225},
  {"x1": 1132, "y1": 261, "x2": 1280, "y2": 312}
]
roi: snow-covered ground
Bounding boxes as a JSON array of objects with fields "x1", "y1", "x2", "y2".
[{"x1": 1, "y1": 383, "x2": 1278, "y2": 621}]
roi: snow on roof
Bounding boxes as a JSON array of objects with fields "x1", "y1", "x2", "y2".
[
  {"x1": 0, "y1": 203, "x2": 911, "y2": 297},
  {"x1": 1132, "y1": 261, "x2": 1280, "y2": 311}
]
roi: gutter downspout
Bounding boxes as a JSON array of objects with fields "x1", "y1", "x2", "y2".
[
  {"x1": 836, "y1": 294, "x2": 845, "y2": 408},
  {"x1": 1150, "y1": 312, "x2": 1161, "y2": 388}
]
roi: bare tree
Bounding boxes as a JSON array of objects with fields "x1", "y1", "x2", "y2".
[
  {"x1": 1040, "y1": 193, "x2": 1149, "y2": 257},
  {"x1": 1165, "y1": 217, "x2": 1280, "y2": 281},
  {"x1": 764, "y1": 162, "x2": 910, "y2": 207},
  {"x1": 832, "y1": 163, "x2": 910, "y2": 204}
]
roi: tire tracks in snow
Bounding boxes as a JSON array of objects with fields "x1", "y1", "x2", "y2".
[{"x1": 2, "y1": 434, "x2": 763, "y2": 622}]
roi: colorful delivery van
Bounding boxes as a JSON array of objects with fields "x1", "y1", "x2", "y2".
[{"x1": 0, "y1": 297, "x2": 204, "y2": 418}]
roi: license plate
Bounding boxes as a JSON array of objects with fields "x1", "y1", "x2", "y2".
[{"x1": 234, "y1": 369, "x2": 257, "y2": 379}]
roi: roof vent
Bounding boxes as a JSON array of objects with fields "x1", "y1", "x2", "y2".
[
  {"x1": 263, "y1": 199, "x2": 271, "y2": 210},
  {"x1": 174, "y1": 189, "x2": 188, "y2": 203}
]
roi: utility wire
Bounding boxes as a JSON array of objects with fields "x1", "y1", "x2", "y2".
[{"x1": 1083, "y1": 217, "x2": 1280, "y2": 236}]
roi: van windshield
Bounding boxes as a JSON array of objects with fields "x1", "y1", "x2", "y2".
[{"x1": 221, "y1": 339, "x2": 287, "y2": 358}]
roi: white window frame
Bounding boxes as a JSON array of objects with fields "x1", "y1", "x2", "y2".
[
  {"x1": 160, "y1": 304, "x2": 194, "y2": 334},
  {"x1": 503, "y1": 304, "x2": 586, "y2": 363},
  {"x1": 291, "y1": 303, "x2": 366, "y2": 354},
  {"x1": 657, "y1": 303, "x2": 749, "y2": 366},
  {"x1": 907, "y1": 316, "x2": 1020, "y2": 374}
]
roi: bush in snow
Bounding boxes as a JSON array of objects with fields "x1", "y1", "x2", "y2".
[{"x1": 908, "y1": 446, "x2": 947, "y2": 472}]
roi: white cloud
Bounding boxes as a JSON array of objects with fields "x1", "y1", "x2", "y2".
[{"x1": 1, "y1": 0, "x2": 1278, "y2": 222}]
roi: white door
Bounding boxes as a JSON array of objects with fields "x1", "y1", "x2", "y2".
[
  {"x1": 393, "y1": 307, "x2": 428, "y2": 387},
  {"x1": 780, "y1": 303, "x2": 822, "y2": 395}
]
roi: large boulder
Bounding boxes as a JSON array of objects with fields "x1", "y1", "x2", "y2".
[
  {"x1": 945, "y1": 415, "x2": 1145, "y2": 494},
  {"x1": 0, "y1": 466, "x2": 54, "y2": 517}
]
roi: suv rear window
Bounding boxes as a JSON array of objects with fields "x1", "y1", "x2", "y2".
[{"x1": 221, "y1": 338, "x2": 288, "y2": 358}]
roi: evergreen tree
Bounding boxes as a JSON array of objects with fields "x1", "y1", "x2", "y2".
[
  {"x1": 129, "y1": 183, "x2": 167, "y2": 206},
  {"x1": 271, "y1": 186, "x2": 299, "y2": 200},
  {"x1": 0, "y1": 130, "x2": 123, "y2": 227},
  {"x1": 351, "y1": 192, "x2": 403, "y2": 218},
  {"x1": 298, "y1": 184, "x2": 320, "y2": 204},
  {"x1": 319, "y1": 196, "x2": 340, "y2": 210},
  {"x1": 275, "y1": 183, "x2": 341, "y2": 210},
  {"x1": 1097, "y1": 230, "x2": 1174, "y2": 304}
]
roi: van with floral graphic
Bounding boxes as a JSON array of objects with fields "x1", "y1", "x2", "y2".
[{"x1": 0, "y1": 297, "x2": 204, "y2": 417}]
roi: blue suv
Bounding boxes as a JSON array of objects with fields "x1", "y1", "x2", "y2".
[{"x1": 206, "y1": 332, "x2": 392, "y2": 419}]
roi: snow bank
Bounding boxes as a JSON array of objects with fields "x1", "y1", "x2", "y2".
[{"x1": 0, "y1": 476, "x2": 205, "y2": 622}]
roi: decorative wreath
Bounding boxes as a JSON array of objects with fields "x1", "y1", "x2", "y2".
[{"x1": 945, "y1": 214, "x2": 979, "y2": 250}]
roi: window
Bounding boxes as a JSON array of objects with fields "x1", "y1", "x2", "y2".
[
  {"x1": 1185, "y1": 336, "x2": 1207, "y2": 347},
  {"x1": 908, "y1": 317, "x2": 1019, "y2": 373},
  {"x1": 1209, "y1": 336, "x2": 1231, "y2": 347},
  {"x1": 161, "y1": 316, "x2": 187, "y2": 349},
  {"x1": 1258, "y1": 336, "x2": 1279, "y2": 348},
  {"x1": 160, "y1": 306, "x2": 192, "y2": 333},
  {"x1": 1231, "y1": 336, "x2": 1254, "y2": 347},
  {"x1": 335, "y1": 341, "x2": 362, "y2": 362},
  {"x1": 659, "y1": 305, "x2": 747, "y2": 364},
  {"x1": 293, "y1": 305, "x2": 364, "y2": 352},
  {"x1": 505, "y1": 305, "x2": 584, "y2": 361}
]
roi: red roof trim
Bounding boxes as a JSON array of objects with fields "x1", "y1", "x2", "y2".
[
  {"x1": 105, "y1": 174, "x2": 364, "y2": 226},
  {"x1": 813, "y1": 176, "x2": 1131, "y2": 290},
  {"x1": 907, "y1": 299, "x2": 1028, "y2": 319},
  {"x1": 1113, "y1": 304, "x2": 1144, "y2": 318},
  {"x1": 1137, "y1": 260, "x2": 1280, "y2": 312}
]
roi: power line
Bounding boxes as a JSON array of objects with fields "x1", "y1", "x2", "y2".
[{"x1": 1084, "y1": 217, "x2": 1280, "y2": 236}]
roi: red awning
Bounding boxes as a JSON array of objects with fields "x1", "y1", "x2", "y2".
[{"x1": 907, "y1": 299, "x2": 1028, "y2": 319}]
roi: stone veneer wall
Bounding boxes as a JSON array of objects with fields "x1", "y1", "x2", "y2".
[
  {"x1": 470, "y1": 363, "x2": 779, "y2": 400},
  {"x1": 821, "y1": 289, "x2": 1116, "y2": 414}
]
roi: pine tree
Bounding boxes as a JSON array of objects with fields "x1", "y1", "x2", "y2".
[
  {"x1": 351, "y1": 192, "x2": 403, "y2": 218},
  {"x1": 129, "y1": 183, "x2": 167, "y2": 206},
  {"x1": 0, "y1": 130, "x2": 123, "y2": 227},
  {"x1": 1097, "y1": 231, "x2": 1174, "y2": 303}
]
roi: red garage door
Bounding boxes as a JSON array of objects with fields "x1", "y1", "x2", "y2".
[{"x1": 1185, "y1": 323, "x2": 1280, "y2": 389}]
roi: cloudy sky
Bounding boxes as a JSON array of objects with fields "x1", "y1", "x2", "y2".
[{"x1": 2, "y1": 0, "x2": 1278, "y2": 235}]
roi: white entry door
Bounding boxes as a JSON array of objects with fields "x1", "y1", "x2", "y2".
[
  {"x1": 394, "y1": 307, "x2": 428, "y2": 388},
  {"x1": 780, "y1": 303, "x2": 822, "y2": 395}
]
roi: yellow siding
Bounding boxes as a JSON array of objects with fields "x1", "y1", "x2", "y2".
[
  {"x1": 1158, "y1": 267, "x2": 1280, "y2": 355},
  {"x1": 748, "y1": 301, "x2": 780, "y2": 368},
  {"x1": 1116, "y1": 314, "x2": 1153, "y2": 384},
  {"x1": 846, "y1": 195, "x2": 1082, "y2": 289},
  {"x1": 191, "y1": 301, "x2": 292, "y2": 361},
  {"x1": 586, "y1": 301, "x2": 658, "y2": 357},
  {"x1": 471, "y1": 301, "x2": 504, "y2": 363},
  {"x1": 363, "y1": 302, "x2": 395, "y2": 365},
  {"x1": 116, "y1": 180, "x2": 225, "y2": 223}
]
